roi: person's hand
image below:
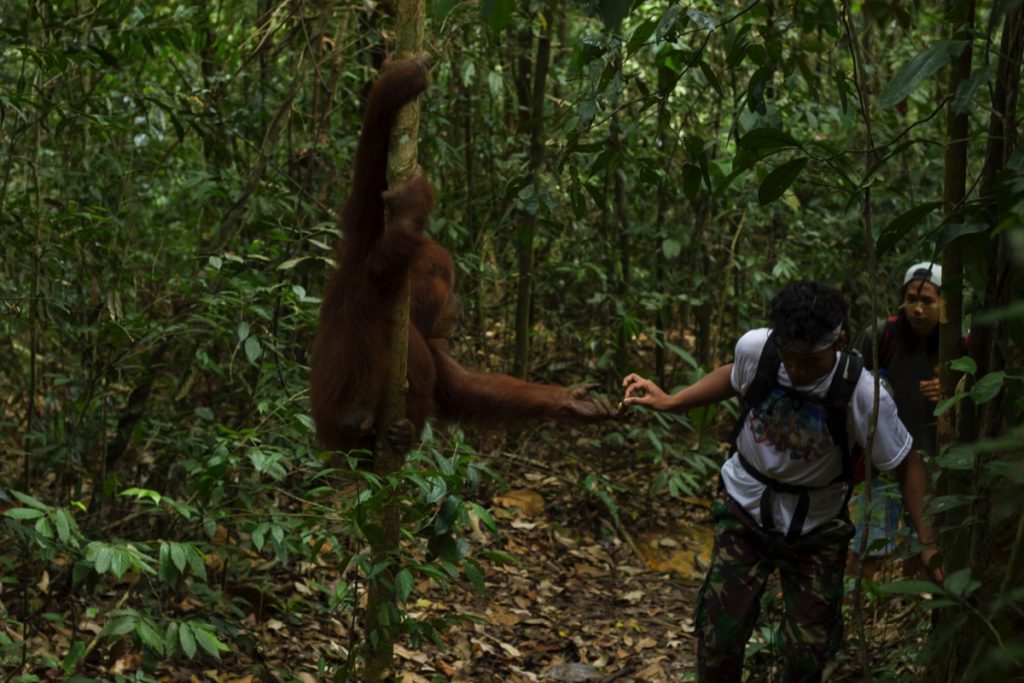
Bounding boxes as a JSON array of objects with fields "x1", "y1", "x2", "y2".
[
  {"x1": 920, "y1": 544, "x2": 944, "y2": 584},
  {"x1": 920, "y1": 378, "x2": 941, "y2": 402},
  {"x1": 621, "y1": 373, "x2": 671, "y2": 412}
]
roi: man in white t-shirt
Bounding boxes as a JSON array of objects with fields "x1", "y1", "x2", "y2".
[{"x1": 622, "y1": 281, "x2": 942, "y2": 682}]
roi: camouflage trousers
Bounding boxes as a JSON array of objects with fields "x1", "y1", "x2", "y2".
[{"x1": 695, "y1": 494, "x2": 853, "y2": 682}]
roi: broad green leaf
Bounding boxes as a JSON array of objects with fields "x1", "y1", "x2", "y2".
[
  {"x1": 395, "y1": 568, "x2": 414, "y2": 603},
  {"x1": 192, "y1": 625, "x2": 227, "y2": 658},
  {"x1": 462, "y1": 558, "x2": 486, "y2": 593},
  {"x1": 136, "y1": 620, "x2": 165, "y2": 655},
  {"x1": 876, "y1": 201, "x2": 943, "y2": 255},
  {"x1": 276, "y1": 256, "x2": 308, "y2": 270},
  {"x1": 12, "y1": 491, "x2": 48, "y2": 510},
  {"x1": 758, "y1": 157, "x2": 808, "y2": 205},
  {"x1": 936, "y1": 223, "x2": 988, "y2": 251},
  {"x1": 468, "y1": 502, "x2": 499, "y2": 537},
  {"x1": 926, "y1": 493, "x2": 974, "y2": 515},
  {"x1": 596, "y1": 0, "x2": 634, "y2": 30},
  {"x1": 738, "y1": 127, "x2": 800, "y2": 152},
  {"x1": 686, "y1": 7, "x2": 716, "y2": 30},
  {"x1": 94, "y1": 547, "x2": 114, "y2": 575},
  {"x1": 481, "y1": 0, "x2": 513, "y2": 33},
  {"x1": 179, "y1": 622, "x2": 197, "y2": 659},
  {"x1": 237, "y1": 321, "x2": 250, "y2": 342},
  {"x1": 952, "y1": 65, "x2": 994, "y2": 114},
  {"x1": 973, "y1": 300, "x2": 1024, "y2": 325},
  {"x1": 244, "y1": 335, "x2": 262, "y2": 364},
  {"x1": 970, "y1": 371, "x2": 1006, "y2": 404},
  {"x1": 170, "y1": 543, "x2": 187, "y2": 573},
  {"x1": 948, "y1": 356, "x2": 977, "y2": 374},
  {"x1": 879, "y1": 40, "x2": 968, "y2": 109},
  {"x1": 943, "y1": 568, "x2": 980, "y2": 598},
  {"x1": 682, "y1": 163, "x2": 701, "y2": 201},
  {"x1": 935, "y1": 447, "x2": 973, "y2": 470},
  {"x1": 430, "y1": 0, "x2": 459, "y2": 22},
  {"x1": 662, "y1": 239, "x2": 682, "y2": 259},
  {"x1": 35, "y1": 516, "x2": 54, "y2": 538},
  {"x1": 54, "y1": 509, "x2": 72, "y2": 543},
  {"x1": 5, "y1": 507, "x2": 44, "y2": 520},
  {"x1": 626, "y1": 18, "x2": 657, "y2": 56},
  {"x1": 934, "y1": 391, "x2": 967, "y2": 416},
  {"x1": 985, "y1": 460, "x2": 1024, "y2": 484}
]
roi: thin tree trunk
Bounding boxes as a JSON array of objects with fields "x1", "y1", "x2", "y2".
[
  {"x1": 360, "y1": 2, "x2": 424, "y2": 680},
  {"x1": 931, "y1": 3, "x2": 975, "y2": 680},
  {"x1": 512, "y1": 11, "x2": 552, "y2": 379}
]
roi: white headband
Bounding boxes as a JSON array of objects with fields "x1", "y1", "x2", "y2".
[{"x1": 774, "y1": 323, "x2": 842, "y2": 354}]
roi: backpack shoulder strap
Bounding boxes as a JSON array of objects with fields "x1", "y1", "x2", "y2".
[
  {"x1": 729, "y1": 335, "x2": 781, "y2": 451},
  {"x1": 823, "y1": 350, "x2": 864, "y2": 479}
]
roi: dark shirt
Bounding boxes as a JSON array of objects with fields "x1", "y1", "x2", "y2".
[{"x1": 859, "y1": 318, "x2": 939, "y2": 457}]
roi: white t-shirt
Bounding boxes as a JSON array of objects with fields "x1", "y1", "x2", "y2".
[{"x1": 721, "y1": 328, "x2": 912, "y2": 535}]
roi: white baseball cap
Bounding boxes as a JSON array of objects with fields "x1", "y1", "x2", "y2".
[{"x1": 903, "y1": 262, "x2": 942, "y2": 289}]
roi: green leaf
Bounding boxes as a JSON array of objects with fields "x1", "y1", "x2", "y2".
[
  {"x1": 462, "y1": 558, "x2": 486, "y2": 593},
  {"x1": 481, "y1": 0, "x2": 513, "y2": 33},
  {"x1": 136, "y1": 620, "x2": 165, "y2": 655},
  {"x1": 165, "y1": 621, "x2": 180, "y2": 658},
  {"x1": 179, "y1": 622, "x2": 197, "y2": 659},
  {"x1": 662, "y1": 239, "x2": 682, "y2": 259},
  {"x1": 244, "y1": 335, "x2": 262, "y2": 364},
  {"x1": 973, "y1": 300, "x2": 1024, "y2": 326},
  {"x1": 185, "y1": 545, "x2": 207, "y2": 580},
  {"x1": 970, "y1": 371, "x2": 1006, "y2": 404},
  {"x1": 395, "y1": 568, "x2": 414, "y2": 603},
  {"x1": 936, "y1": 223, "x2": 988, "y2": 251},
  {"x1": 5, "y1": 507, "x2": 45, "y2": 520},
  {"x1": 926, "y1": 494, "x2": 974, "y2": 515},
  {"x1": 111, "y1": 549, "x2": 130, "y2": 579},
  {"x1": 875, "y1": 201, "x2": 943, "y2": 255},
  {"x1": 191, "y1": 625, "x2": 226, "y2": 658},
  {"x1": 758, "y1": 157, "x2": 808, "y2": 205},
  {"x1": 681, "y1": 163, "x2": 701, "y2": 201},
  {"x1": 879, "y1": 40, "x2": 969, "y2": 109},
  {"x1": 35, "y1": 516, "x2": 54, "y2": 539},
  {"x1": 738, "y1": 127, "x2": 800, "y2": 152},
  {"x1": 935, "y1": 446, "x2": 973, "y2": 470},
  {"x1": 626, "y1": 18, "x2": 657, "y2": 56},
  {"x1": 876, "y1": 579, "x2": 943, "y2": 595},
  {"x1": 468, "y1": 503, "x2": 499, "y2": 538},
  {"x1": 237, "y1": 321, "x2": 250, "y2": 342},
  {"x1": 170, "y1": 543, "x2": 187, "y2": 574},
  {"x1": 596, "y1": 0, "x2": 634, "y2": 30},
  {"x1": 277, "y1": 256, "x2": 308, "y2": 271},
  {"x1": 952, "y1": 65, "x2": 995, "y2": 114},
  {"x1": 948, "y1": 356, "x2": 977, "y2": 374},
  {"x1": 94, "y1": 547, "x2": 114, "y2": 575},
  {"x1": 934, "y1": 391, "x2": 967, "y2": 416},
  {"x1": 54, "y1": 509, "x2": 72, "y2": 543},
  {"x1": 12, "y1": 491, "x2": 49, "y2": 510},
  {"x1": 943, "y1": 568, "x2": 981, "y2": 598}
]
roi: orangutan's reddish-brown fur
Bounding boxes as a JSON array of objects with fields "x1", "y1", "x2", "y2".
[{"x1": 310, "y1": 57, "x2": 613, "y2": 459}]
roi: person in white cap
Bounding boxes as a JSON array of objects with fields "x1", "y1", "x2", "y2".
[{"x1": 847, "y1": 261, "x2": 947, "y2": 580}]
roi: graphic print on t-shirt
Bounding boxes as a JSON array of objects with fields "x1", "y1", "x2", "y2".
[{"x1": 748, "y1": 388, "x2": 835, "y2": 463}]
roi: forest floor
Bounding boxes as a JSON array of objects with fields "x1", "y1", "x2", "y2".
[
  {"x1": 13, "y1": 423, "x2": 931, "y2": 682},
  {"x1": 237, "y1": 423, "x2": 931, "y2": 683}
]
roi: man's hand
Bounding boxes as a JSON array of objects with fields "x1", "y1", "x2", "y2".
[
  {"x1": 920, "y1": 544, "x2": 944, "y2": 584},
  {"x1": 920, "y1": 378, "x2": 941, "y2": 402}
]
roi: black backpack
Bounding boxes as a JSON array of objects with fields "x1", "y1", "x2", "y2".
[{"x1": 728, "y1": 336, "x2": 864, "y2": 541}]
